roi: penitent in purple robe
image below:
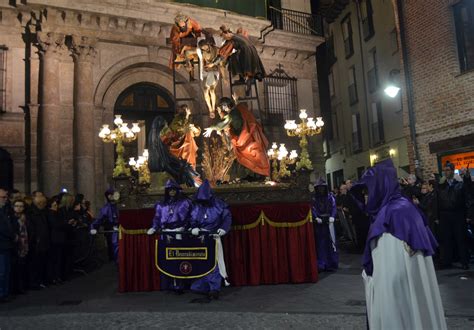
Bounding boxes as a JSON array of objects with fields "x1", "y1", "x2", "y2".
[
  {"x1": 151, "y1": 180, "x2": 192, "y2": 231},
  {"x1": 190, "y1": 180, "x2": 232, "y2": 293},
  {"x1": 91, "y1": 201, "x2": 119, "y2": 262},
  {"x1": 353, "y1": 159, "x2": 445, "y2": 329},
  {"x1": 152, "y1": 180, "x2": 192, "y2": 291},
  {"x1": 311, "y1": 178, "x2": 338, "y2": 271}
]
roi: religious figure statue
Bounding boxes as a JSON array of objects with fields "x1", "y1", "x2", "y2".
[
  {"x1": 207, "y1": 25, "x2": 266, "y2": 95},
  {"x1": 160, "y1": 104, "x2": 201, "y2": 169},
  {"x1": 169, "y1": 14, "x2": 202, "y2": 81},
  {"x1": 203, "y1": 97, "x2": 270, "y2": 177},
  {"x1": 148, "y1": 114, "x2": 200, "y2": 187},
  {"x1": 197, "y1": 38, "x2": 223, "y2": 118}
]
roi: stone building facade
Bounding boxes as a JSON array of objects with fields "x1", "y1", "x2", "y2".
[{"x1": 0, "y1": 0, "x2": 325, "y2": 206}]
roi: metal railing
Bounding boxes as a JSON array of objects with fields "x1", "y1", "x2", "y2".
[{"x1": 268, "y1": 6, "x2": 323, "y2": 36}]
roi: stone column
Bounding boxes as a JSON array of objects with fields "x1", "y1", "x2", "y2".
[
  {"x1": 36, "y1": 32, "x2": 65, "y2": 197},
  {"x1": 71, "y1": 35, "x2": 97, "y2": 205}
]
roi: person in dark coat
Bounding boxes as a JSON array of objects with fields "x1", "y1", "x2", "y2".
[
  {"x1": 436, "y1": 162, "x2": 471, "y2": 269},
  {"x1": 58, "y1": 193, "x2": 79, "y2": 280},
  {"x1": 10, "y1": 199, "x2": 30, "y2": 294},
  {"x1": 47, "y1": 196, "x2": 66, "y2": 284},
  {"x1": 28, "y1": 195, "x2": 51, "y2": 288},
  {"x1": 419, "y1": 180, "x2": 439, "y2": 238},
  {"x1": 343, "y1": 181, "x2": 370, "y2": 252},
  {"x1": 0, "y1": 188, "x2": 15, "y2": 302}
]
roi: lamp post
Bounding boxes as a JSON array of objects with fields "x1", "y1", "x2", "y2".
[
  {"x1": 98, "y1": 114, "x2": 140, "y2": 178},
  {"x1": 284, "y1": 109, "x2": 324, "y2": 171},
  {"x1": 129, "y1": 149, "x2": 151, "y2": 186}
]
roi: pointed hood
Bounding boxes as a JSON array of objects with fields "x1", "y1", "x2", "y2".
[
  {"x1": 357, "y1": 159, "x2": 438, "y2": 276},
  {"x1": 195, "y1": 180, "x2": 213, "y2": 202},
  {"x1": 313, "y1": 178, "x2": 329, "y2": 197},
  {"x1": 164, "y1": 179, "x2": 182, "y2": 201},
  {"x1": 357, "y1": 159, "x2": 401, "y2": 216}
]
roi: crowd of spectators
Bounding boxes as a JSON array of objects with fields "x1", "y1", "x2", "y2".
[
  {"x1": 0, "y1": 188, "x2": 99, "y2": 303},
  {"x1": 332, "y1": 162, "x2": 473, "y2": 270}
]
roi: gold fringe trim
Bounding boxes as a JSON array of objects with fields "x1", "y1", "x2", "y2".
[{"x1": 119, "y1": 210, "x2": 312, "y2": 237}]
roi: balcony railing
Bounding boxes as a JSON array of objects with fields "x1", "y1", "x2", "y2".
[{"x1": 268, "y1": 6, "x2": 323, "y2": 36}]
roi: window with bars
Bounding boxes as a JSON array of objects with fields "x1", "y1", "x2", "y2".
[
  {"x1": 371, "y1": 101, "x2": 384, "y2": 145},
  {"x1": 0, "y1": 46, "x2": 7, "y2": 113},
  {"x1": 348, "y1": 66, "x2": 358, "y2": 105},
  {"x1": 453, "y1": 0, "x2": 474, "y2": 72},
  {"x1": 352, "y1": 113, "x2": 362, "y2": 152},
  {"x1": 367, "y1": 48, "x2": 378, "y2": 93},
  {"x1": 360, "y1": 0, "x2": 375, "y2": 41},
  {"x1": 341, "y1": 15, "x2": 354, "y2": 58},
  {"x1": 327, "y1": 32, "x2": 337, "y2": 66},
  {"x1": 263, "y1": 65, "x2": 298, "y2": 126},
  {"x1": 390, "y1": 28, "x2": 399, "y2": 54}
]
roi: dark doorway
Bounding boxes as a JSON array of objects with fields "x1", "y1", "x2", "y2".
[
  {"x1": 332, "y1": 169, "x2": 344, "y2": 190},
  {"x1": 114, "y1": 83, "x2": 175, "y2": 161},
  {"x1": 0, "y1": 148, "x2": 13, "y2": 190}
]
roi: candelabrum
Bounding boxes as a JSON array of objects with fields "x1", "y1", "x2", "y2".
[
  {"x1": 267, "y1": 143, "x2": 298, "y2": 181},
  {"x1": 98, "y1": 115, "x2": 141, "y2": 178},
  {"x1": 129, "y1": 149, "x2": 151, "y2": 186},
  {"x1": 284, "y1": 109, "x2": 324, "y2": 171}
]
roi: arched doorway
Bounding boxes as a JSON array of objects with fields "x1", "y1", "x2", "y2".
[
  {"x1": 114, "y1": 82, "x2": 175, "y2": 161},
  {"x1": 0, "y1": 147, "x2": 13, "y2": 190}
]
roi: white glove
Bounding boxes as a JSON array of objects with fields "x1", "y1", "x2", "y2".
[
  {"x1": 329, "y1": 217, "x2": 335, "y2": 223},
  {"x1": 90, "y1": 229, "x2": 97, "y2": 235},
  {"x1": 113, "y1": 226, "x2": 119, "y2": 231},
  {"x1": 316, "y1": 217, "x2": 323, "y2": 224},
  {"x1": 147, "y1": 228, "x2": 156, "y2": 235},
  {"x1": 217, "y1": 229, "x2": 226, "y2": 236},
  {"x1": 191, "y1": 228, "x2": 200, "y2": 236}
]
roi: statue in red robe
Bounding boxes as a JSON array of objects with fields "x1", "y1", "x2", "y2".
[{"x1": 203, "y1": 97, "x2": 270, "y2": 177}]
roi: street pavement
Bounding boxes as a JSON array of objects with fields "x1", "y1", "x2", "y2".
[{"x1": 0, "y1": 252, "x2": 473, "y2": 329}]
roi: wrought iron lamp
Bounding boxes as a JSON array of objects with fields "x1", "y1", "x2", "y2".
[
  {"x1": 98, "y1": 115, "x2": 140, "y2": 177},
  {"x1": 284, "y1": 109, "x2": 324, "y2": 170},
  {"x1": 129, "y1": 149, "x2": 151, "y2": 186}
]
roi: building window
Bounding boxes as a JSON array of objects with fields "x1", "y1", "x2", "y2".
[
  {"x1": 352, "y1": 113, "x2": 362, "y2": 152},
  {"x1": 332, "y1": 111, "x2": 339, "y2": 141},
  {"x1": 360, "y1": 0, "x2": 375, "y2": 40},
  {"x1": 348, "y1": 66, "x2": 358, "y2": 105},
  {"x1": 367, "y1": 48, "x2": 378, "y2": 93},
  {"x1": 326, "y1": 173, "x2": 332, "y2": 191},
  {"x1": 371, "y1": 101, "x2": 384, "y2": 145},
  {"x1": 327, "y1": 33, "x2": 337, "y2": 66},
  {"x1": 328, "y1": 70, "x2": 335, "y2": 97},
  {"x1": 390, "y1": 28, "x2": 399, "y2": 54},
  {"x1": 341, "y1": 15, "x2": 354, "y2": 58},
  {"x1": 0, "y1": 46, "x2": 7, "y2": 113},
  {"x1": 453, "y1": 0, "x2": 474, "y2": 72},
  {"x1": 333, "y1": 169, "x2": 345, "y2": 190},
  {"x1": 357, "y1": 166, "x2": 366, "y2": 179},
  {"x1": 263, "y1": 65, "x2": 298, "y2": 125}
]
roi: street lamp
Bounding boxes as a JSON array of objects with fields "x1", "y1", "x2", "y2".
[
  {"x1": 284, "y1": 109, "x2": 324, "y2": 171},
  {"x1": 129, "y1": 149, "x2": 151, "y2": 186},
  {"x1": 98, "y1": 114, "x2": 140, "y2": 177},
  {"x1": 384, "y1": 69, "x2": 401, "y2": 98}
]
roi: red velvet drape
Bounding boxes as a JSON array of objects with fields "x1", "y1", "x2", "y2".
[{"x1": 118, "y1": 203, "x2": 318, "y2": 292}]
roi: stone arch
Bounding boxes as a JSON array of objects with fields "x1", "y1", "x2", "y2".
[{"x1": 93, "y1": 55, "x2": 200, "y2": 197}]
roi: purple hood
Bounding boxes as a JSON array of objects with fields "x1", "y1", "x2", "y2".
[
  {"x1": 195, "y1": 180, "x2": 214, "y2": 202},
  {"x1": 355, "y1": 159, "x2": 437, "y2": 275},
  {"x1": 164, "y1": 179, "x2": 183, "y2": 202}
]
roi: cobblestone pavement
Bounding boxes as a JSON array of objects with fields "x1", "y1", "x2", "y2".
[{"x1": 0, "y1": 253, "x2": 473, "y2": 329}]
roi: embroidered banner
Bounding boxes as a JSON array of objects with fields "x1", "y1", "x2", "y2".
[{"x1": 155, "y1": 237, "x2": 217, "y2": 279}]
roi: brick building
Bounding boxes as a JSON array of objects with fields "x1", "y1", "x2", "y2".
[{"x1": 394, "y1": 0, "x2": 474, "y2": 177}]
